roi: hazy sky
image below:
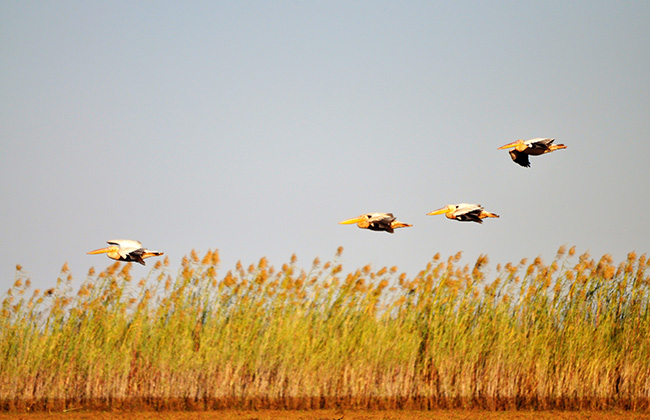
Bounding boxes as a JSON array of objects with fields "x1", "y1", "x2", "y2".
[{"x1": 2, "y1": 1, "x2": 649, "y2": 292}]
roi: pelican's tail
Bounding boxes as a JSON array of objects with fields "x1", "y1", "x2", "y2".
[
  {"x1": 481, "y1": 211, "x2": 500, "y2": 219},
  {"x1": 142, "y1": 250, "x2": 164, "y2": 259},
  {"x1": 391, "y1": 221, "x2": 413, "y2": 229}
]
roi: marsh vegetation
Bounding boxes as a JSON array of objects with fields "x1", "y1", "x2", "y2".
[{"x1": 1, "y1": 247, "x2": 648, "y2": 412}]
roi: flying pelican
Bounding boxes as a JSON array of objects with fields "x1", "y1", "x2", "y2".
[
  {"x1": 87, "y1": 240, "x2": 163, "y2": 265},
  {"x1": 498, "y1": 138, "x2": 566, "y2": 167},
  {"x1": 427, "y1": 203, "x2": 499, "y2": 224},
  {"x1": 339, "y1": 213, "x2": 412, "y2": 233}
]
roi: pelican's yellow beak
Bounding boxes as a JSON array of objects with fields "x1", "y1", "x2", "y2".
[
  {"x1": 339, "y1": 217, "x2": 364, "y2": 225},
  {"x1": 427, "y1": 207, "x2": 449, "y2": 216},
  {"x1": 87, "y1": 247, "x2": 111, "y2": 255},
  {"x1": 497, "y1": 141, "x2": 519, "y2": 150}
]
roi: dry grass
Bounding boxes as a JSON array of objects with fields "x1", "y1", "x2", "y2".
[
  {"x1": 1, "y1": 410, "x2": 650, "y2": 420},
  {"x1": 1, "y1": 247, "x2": 649, "y2": 412}
]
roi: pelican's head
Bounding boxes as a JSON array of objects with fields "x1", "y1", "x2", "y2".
[
  {"x1": 339, "y1": 214, "x2": 371, "y2": 229},
  {"x1": 87, "y1": 245, "x2": 118, "y2": 255},
  {"x1": 497, "y1": 139, "x2": 524, "y2": 150},
  {"x1": 427, "y1": 204, "x2": 456, "y2": 217}
]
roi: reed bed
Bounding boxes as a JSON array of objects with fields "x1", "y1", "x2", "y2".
[{"x1": 1, "y1": 246, "x2": 649, "y2": 412}]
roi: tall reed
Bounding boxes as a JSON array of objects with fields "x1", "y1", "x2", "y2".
[{"x1": 1, "y1": 246, "x2": 648, "y2": 411}]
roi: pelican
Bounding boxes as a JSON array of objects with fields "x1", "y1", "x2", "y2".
[
  {"x1": 498, "y1": 138, "x2": 566, "y2": 167},
  {"x1": 339, "y1": 213, "x2": 412, "y2": 233},
  {"x1": 87, "y1": 240, "x2": 163, "y2": 265},
  {"x1": 427, "y1": 203, "x2": 499, "y2": 224}
]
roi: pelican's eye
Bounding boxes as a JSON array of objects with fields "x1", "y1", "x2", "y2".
[{"x1": 366, "y1": 215, "x2": 372, "y2": 218}]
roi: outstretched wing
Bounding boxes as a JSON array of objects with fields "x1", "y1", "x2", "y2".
[
  {"x1": 526, "y1": 138, "x2": 555, "y2": 150},
  {"x1": 107, "y1": 239, "x2": 145, "y2": 260},
  {"x1": 455, "y1": 212, "x2": 483, "y2": 223},
  {"x1": 121, "y1": 249, "x2": 147, "y2": 265},
  {"x1": 107, "y1": 239, "x2": 143, "y2": 249},
  {"x1": 367, "y1": 213, "x2": 396, "y2": 233},
  {"x1": 509, "y1": 150, "x2": 531, "y2": 167},
  {"x1": 453, "y1": 204, "x2": 484, "y2": 224},
  {"x1": 453, "y1": 204, "x2": 482, "y2": 216}
]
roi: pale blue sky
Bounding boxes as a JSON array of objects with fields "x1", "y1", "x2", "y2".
[{"x1": 1, "y1": 1, "x2": 649, "y2": 292}]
